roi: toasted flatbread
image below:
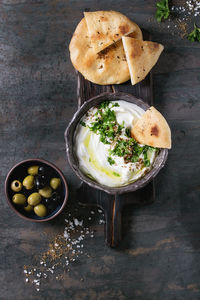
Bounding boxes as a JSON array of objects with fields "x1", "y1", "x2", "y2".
[
  {"x1": 84, "y1": 11, "x2": 141, "y2": 53},
  {"x1": 122, "y1": 37, "x2": 164, "y2": 85},
  {"x1": 131, "y1": 106, "x2": 171, "y2": 149},
  {"x1": 69, "y1": 18, "x2": 142, "y2": 85}
]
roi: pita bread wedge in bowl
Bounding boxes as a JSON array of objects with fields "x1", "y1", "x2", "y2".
[
  {"x1": 131, "y1": 106, "x2": 171, "y2": 149},
  {"x1": 84, "y1": 10, "x2": 142, "y2": 53},
  {"x1": 122, "y1": 37, "x2": 164, "y2": 85},
  {"x1": 65, "y1": 92, "x2": 169, "y2": 195},
  {"x1": 69, "y1": 17, "x2": 142, "y2": 85}
]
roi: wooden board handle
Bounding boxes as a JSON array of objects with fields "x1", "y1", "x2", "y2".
[{"x1": 104, "y1": 194, "x2": 122, "y2": 247}]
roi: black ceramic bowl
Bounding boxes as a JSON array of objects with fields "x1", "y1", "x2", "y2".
[
  {"x1": 65, "y1": 92, "x2": 168, "y2": 195},
  {"x1": 5, "y1": 158, "x2": 68, "y2": 222}
]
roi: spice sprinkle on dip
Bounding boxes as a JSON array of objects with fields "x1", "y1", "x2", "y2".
[{"x1": 75, "y1": 100, "x2": 157, "y2": 187}]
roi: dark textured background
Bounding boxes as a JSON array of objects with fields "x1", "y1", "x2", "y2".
[{"x1": 0, "y1": 0, "x2": 200, "y2": 299}]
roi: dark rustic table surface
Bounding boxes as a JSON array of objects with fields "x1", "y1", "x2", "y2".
[{"x1": 1, "y1": 1, "x2": 200, "y2": 299}]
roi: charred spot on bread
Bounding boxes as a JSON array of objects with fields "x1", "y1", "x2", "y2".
[
  {"x1": 119, "y1": 24, "x2": 129, "y2": 35},
  {"x1": 148, "y1": 42, "x2": 159, "y2": 53},
  {"x1": 151, "y1": 125, "x2": 159, "y2": 137},
  {"x1": 131, "y1": 41, "x2": 143, "y2": 58},
  {"x1": 100, "y1": 16, "x2": 108, "y2": 21}
]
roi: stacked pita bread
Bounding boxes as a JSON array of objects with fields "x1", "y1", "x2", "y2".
[{"x1": 69, "y1": 11, "x2": 164, "y2": 85}]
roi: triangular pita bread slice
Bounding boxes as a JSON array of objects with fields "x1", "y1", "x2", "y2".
[
  {"x1": 131, "y1": 106, "x2": 171, "y2": 149},
  {"x1": 84, "y1": 11, "x2": 140, "y2": 53},
  {"x1": 122, "y1": 37, "x2": 164, "y2": 85},
  {"x1": 69, "y1": 18, "x2": 142, "y2": 85}
]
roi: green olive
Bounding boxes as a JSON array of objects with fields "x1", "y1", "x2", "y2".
[
  {"x1": 11, "y1": 180, "x2": 22, "y2": 192},
  {"x1": 12, "y1": 193, "x2": 26, "y2": 205},
  {"x1": 27, "y1": 165, "x2": 39, "y2": 176},
  {"x1": 24, "y1": 204, "x2": 33, "y2": 212},
  {"x1": 28, "y1": 192, "x2": 41, "y2": 206},
  {"x1": 34, "y1": 204, "x2": 47, "y2": 217},
  {"x1": 23, "y1": 175, "x2": 34, "y2": 190},
  {"x1": 50, "y1": 178, "x2": 61, "y2": 190},
  {"x1": 39, "y1": 186, "x2": 52, "y2": 198}
]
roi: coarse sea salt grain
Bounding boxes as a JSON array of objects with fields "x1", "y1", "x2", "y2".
[
  {"x1": 170, "y1": 0, "x2": 200, "y2": 26},
  {"x1": 64, "y1": 231, "x2": 69, "y2": 239},
  {"x1": 23, "y1": 208, "x2": 106, "y2": 292},
  {"x1": 99, "y1": 219, "x2": 105, "y2": 224}
]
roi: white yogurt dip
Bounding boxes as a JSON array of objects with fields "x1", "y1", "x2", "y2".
[{"x1": 74, "y1": 100, "x2": 157, "y2": 187}]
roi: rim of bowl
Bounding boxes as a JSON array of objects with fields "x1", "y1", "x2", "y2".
[
  {"x1": 65, "y1": 92, "x2": 168, "y2": 195},
  {"x1": 5, "y1": 158, "x2": 68, "y2": 222}
]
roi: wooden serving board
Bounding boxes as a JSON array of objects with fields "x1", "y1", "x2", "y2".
[{"x1": 77, "y1": 30, "x2": 155, "y2": 247}]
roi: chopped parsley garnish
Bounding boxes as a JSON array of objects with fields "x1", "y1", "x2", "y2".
[
  {"x1": 80, "y1": 120, "x2": 86, "y2": 127},
  {"x1": 110, "y1": 139, "x2": 151, "y2": 165},
  {"x1": 156, "y1": 0, "x2": 170, "y2": 22},
  {"x1": 188, "y1": 24, "x2": 200, "y2": 42},
  {"x1": 143, "y1": 149, "x2": 150, "y2": 167},
  {"x1": 99, "y1": 101, "x2": 110, "y2": 109},
  {"x1": 107, "y1": 156, "x2": 115, "y2": 165},
  {"x1": 88, "y1": 101, "x2": 124, "y2": 144},
  {"x1": 113, "y1": 172, "x2": 120, "y2": 177},
  {"x1": 81, "y1": 101, "x2": 156, "y2": 168},
  {"x1": 125, "y1": 128, "x2": 131, "y2": 137},
  {"x1": 99, "y1": 101, "x2": 119, "y2": 109}
]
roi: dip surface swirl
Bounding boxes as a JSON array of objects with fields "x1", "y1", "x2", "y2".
[{"x1": 75, "y1": 100, "x2": 157, "y2": 187}]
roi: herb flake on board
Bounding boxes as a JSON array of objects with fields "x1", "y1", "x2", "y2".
[
  {"x1": 188, "y1": 24, "x2": 200, "y2": 42},
  {"x1": 156, "y1": 0, "x2": 170, "y2": 22}
]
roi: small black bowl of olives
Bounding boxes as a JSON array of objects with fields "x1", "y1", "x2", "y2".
[{"x1": 5, "y1": 159, "x2": 68, "y2": 222}]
